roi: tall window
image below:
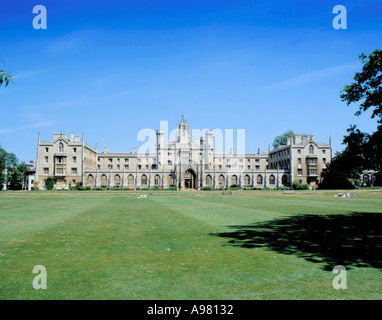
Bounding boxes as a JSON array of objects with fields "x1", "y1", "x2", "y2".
[
  {"x1": 218, "y1": 175, "x2": 225, "y2": 186},
  {"x1": 244, "y1": 175, "x2": 250, "y2": 185},
  {"x1": 114, "y1": 174, "x2": 121, "y2": 186},
  {"x1": 141, "y1": 174, "x2": 147, "y2": 186},
  {"x1": 59, "y1": 143, "x2": 64, "y2": 153},
  {"x1": 257, "y1": 175, "x2": 263, "y2": 184},
  {"x1": 128, "y1": 174, "x2": 134, "y2": 186},
  {"x1": 101, "y1": 174, "x2": 107, "y2": 186},
  {"x1": 309, "y1": 145, "x2": 314, "y2": 154},
  {"x1": 154, "y1": 175, "x2": 160, "y2": 186},
  {"x1": 282, "y1": 175, "x2": 288, "y2": 185},
  {"x1": 206, "y1": 175, "x2": 212, "y2": 186},
  {"x1": 269, "y1": 175, "x2": 275, "y2": 185},
  {"x1": 87, "y1": 174, "x2": 94, "y2": 185},
  {"x1": 167, "y1": 174, "x2": 174, "y2": 186},
  {"x1": 231, "y1": 175, "x2": 238, "y2": 185}
]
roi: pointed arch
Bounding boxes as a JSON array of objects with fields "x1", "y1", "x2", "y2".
[
  {"x1": 141, "y1": 174, "x2": 148, "y2": 186},
  {"x1": 114, "y1": 174, "x2": 121, "y2": 186},
  {"x1": 128, "y1": 174, "x2": 134, "y2": 186},
  {"x1": 101, "y1": 174, "x2": 107, "y2": 187}
]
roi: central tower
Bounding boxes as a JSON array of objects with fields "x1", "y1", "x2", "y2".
[{"x1": 176, "y1": 114, "x2": 191, "y2": 144}]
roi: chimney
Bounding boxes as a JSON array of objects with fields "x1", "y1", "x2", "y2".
[
  {"x1": 70, "y1": 132, "x2": 74, "y2": 141},
  {"x1": 75, "y1": 135, "x2": 80, "y2": 142},
  {"x1": 104, "y1": 146, "x2": 108, "y2": 153},
  {"x1": 295, "y1": 134, "x2": 302, "y2": 143},
  {"x1": 258, "y1": 148, "x2": 260, "y2": 154},
  {"x1": 230, "y1": 147, "x2": 234, "y2": 155},
  {"x1": 132, "y1": 147, "x2": 136, "y2": 154}
]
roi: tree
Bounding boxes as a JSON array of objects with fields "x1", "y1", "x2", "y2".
[
  {"x1": 340, "y1": 49, "x2": 382, "y2": 123},
  {"x1": 320, "y1": 49, "x2": 382, "y2": 189},
  {"x1": 273, "y1": 130, "x2": 306, "y2": 149},
  {"x1": 7, "y1": 163, "x2": 29, "y2": 190},
  {"x1": 341, "y1": 49, "x2": 382, "y2": 182},
  {"x1": 0, "y1": 146, "x2": 30, "y2": 190},
  {"x1": 0, "y1": 146, "x2": 18, "y2": 190},
  {"x1": 320, "y1": 149, "x2": 362, "y2": 189},
  {"x1": 0, "y1": 59, "x2": 14, "y2": 87}
]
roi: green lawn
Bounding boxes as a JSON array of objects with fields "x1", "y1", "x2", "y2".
[{"x1": 0, "y1": 189, "x2": 381, "y2": 300}]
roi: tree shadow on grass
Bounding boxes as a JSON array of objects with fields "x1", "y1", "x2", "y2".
[{"x1": 211, "y1": 212, "x2": 382, "y2": 271}]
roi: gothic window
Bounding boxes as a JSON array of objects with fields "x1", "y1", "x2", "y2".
[
  {"x1": 128, "y1": 174, "x2": 134, "y2": 186},
  {"x1": 206, "y1": 175, "x2": 212, "y2": 186},
  {"x1": 282, "y1": 174, "x2": 288, "y2": 185},
  {"x1": 59, "y1": 143, "x2": 64, "y2": 153},
  {"x1": 218, "y1": 175, "x2": 225, "y2": 186},
  {"x1": 257, "y1": 175, "x2": 263, "y2": 184},
  {"x1": 231, "y1": 175, "x2": 238, "y2": 185},
  {"x1": 244, "y1": 175, "x2": 250, "y2": 185},
  {"x1": 269, "y1": 175, "x2": 275, "y2": 185},
  {"x1": 114, "y1": 174, "x2": 121, "y2": 186},
  {"x1": 141, "y1": 174, "x2": 147, "y2": 186},
  {"x1": 154, "y1": 175, "x2": 160, "y2": 186},
  {"x1": 87, "y1": 174, "x2": 94, "y2": 185},
  {"x1": 309, "y1": 145, "x2": 314, "y2": 154},
  {"x1": 167, "y1": 174, "x2": 174, "y2": 186},
  {"x1": 101, "y1": 174, "x2": 107, "y2": 187}
]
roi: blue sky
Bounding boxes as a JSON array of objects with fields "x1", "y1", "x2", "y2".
[{"x1": 1, "y1": 0, "x2": 381, "y2": 161}]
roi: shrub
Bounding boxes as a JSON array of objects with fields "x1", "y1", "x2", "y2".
[
  {"x1": 45, "y1": 177, "x2": 55, "y2": 190},
  {"x1": 202, "y1": 186, "x2": 213, "y2": 191},
  {"x1": 164, "y1": 186, "x2": 177, "y2": 191},
  {"x1": 32, "y1": 180, "x2": 40, "y2": 191},
  {"x1": 292, "y1": 180, "x2": 310, "y2": 190}
]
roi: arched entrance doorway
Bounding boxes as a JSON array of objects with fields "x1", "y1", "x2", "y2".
[{"x1": 184, "y1": 169, "x2": 196, "y2": 189}]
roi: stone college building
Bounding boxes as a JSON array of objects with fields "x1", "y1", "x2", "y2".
[{"x1": 35, "y1": 116, "x2": 332, "y2": 190}]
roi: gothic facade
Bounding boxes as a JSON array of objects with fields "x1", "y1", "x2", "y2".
[{"x1": 35, "y1": 116, "x2": 332, "y2": 190}]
